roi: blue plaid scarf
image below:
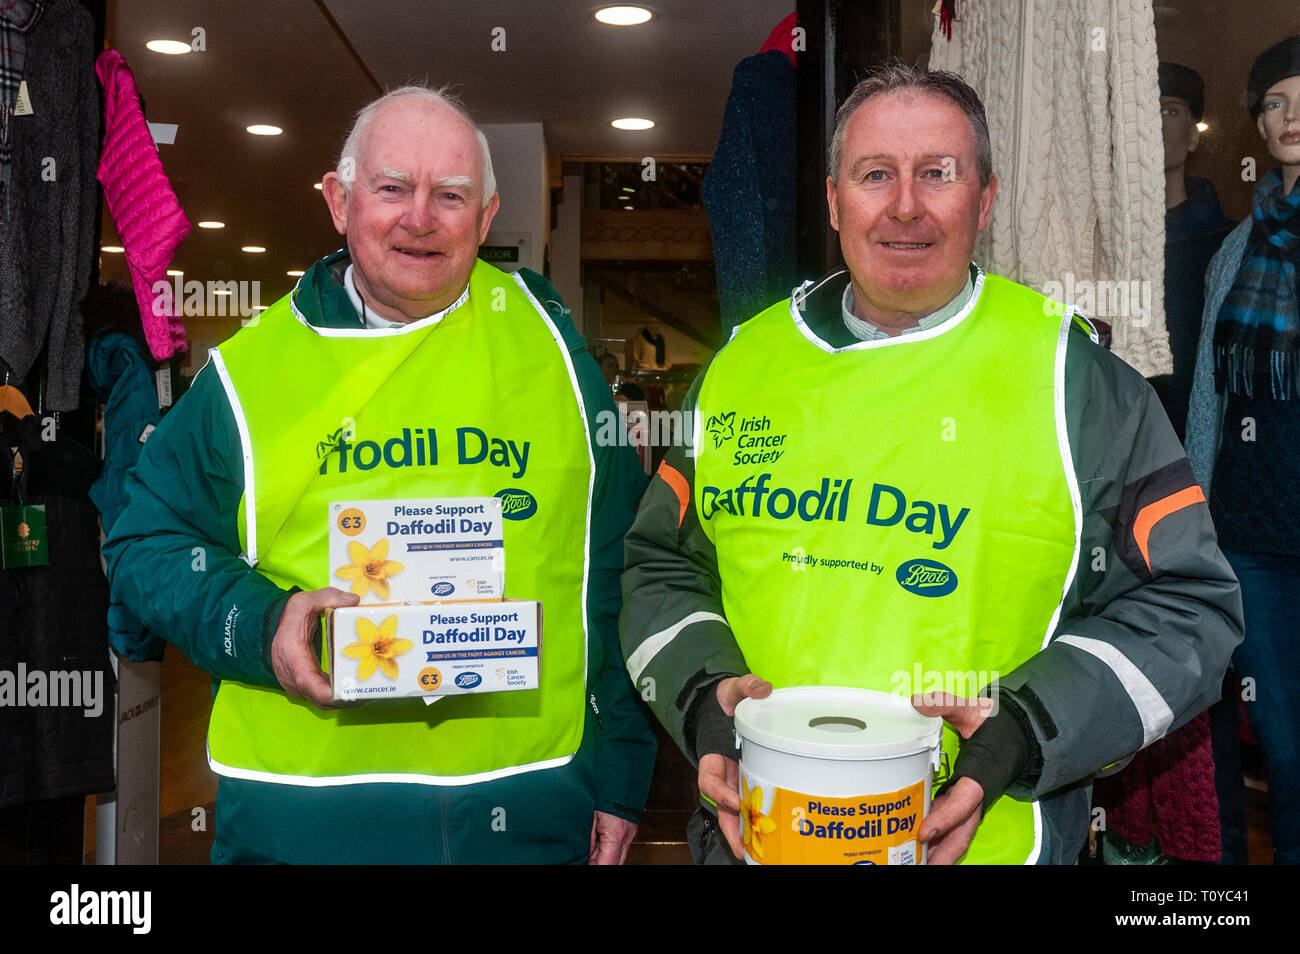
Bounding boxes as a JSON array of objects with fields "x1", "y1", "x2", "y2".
[{"x1": 1214, "y1": 169, "x2": 1300, "y2": 399}]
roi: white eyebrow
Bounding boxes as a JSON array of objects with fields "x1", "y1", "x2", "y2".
[{"x1": 375, "y1": 169, "x2": 474, "y2": 193}]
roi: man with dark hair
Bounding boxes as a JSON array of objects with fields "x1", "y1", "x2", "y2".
[{"x1": 621, "y1": 63, "x2": 1242, "y2": 865}]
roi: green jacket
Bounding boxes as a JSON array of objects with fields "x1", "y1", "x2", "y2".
[
  {"x1": 103, "y1": 251, "x2": 656, "y2": 863},
  {"x1": 621, "y1": 267, "x2": 1243, "y2": 864}
]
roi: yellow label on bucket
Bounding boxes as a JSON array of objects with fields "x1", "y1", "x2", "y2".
[{"x1": 745, "y1": 777, "x2": 925, "y2": 865}]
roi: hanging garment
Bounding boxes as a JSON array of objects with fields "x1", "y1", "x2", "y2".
[
  {"x1": 96, "y1": 49, "x2": 191, "y2": 363},
  {"x1": 0, "y1": 0, "x2": 46, "y2": 193},
  {"x1": 633, "y1": 328, "x2": 670, "y2": 370},
  {"x1": 1092, "y1": 711, "x2": 1221, "y2": 861},
  {"x1": 87, "y1": 332, "x2": 165, "y2": 661},
  {"x1": 703, "y1": 49, "x2": 797, "y2": 337},
  {"x1": 930, "y1": 0, "x2": 1170, "y2": 377},
  {"x1": 0, "y1": 0, "x2": 98, "y2": 411},
  {"x1": 0, "y1": 410, "x2": 115, "y2": 810}
]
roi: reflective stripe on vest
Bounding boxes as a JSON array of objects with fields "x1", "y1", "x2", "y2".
[
  {"x1": 206, "y1": 261, "x2": 593, "y2": 786},
  {"x1": 694, "y1": 271, "x2": 1082, "y2": 864}
]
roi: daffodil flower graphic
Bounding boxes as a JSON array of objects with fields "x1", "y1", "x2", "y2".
[
  {"x1": 334, "y1": 538, "x2": 404, "y2": 599},
  {"x1": 341, "y1": 614, "x2": 414, "y2": 681},
  {"x1": 740, "y1": 777, "x2": 777, "y2": 861}
]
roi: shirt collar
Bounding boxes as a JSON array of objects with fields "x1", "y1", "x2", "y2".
[
  {"x1": 342, "y1": 265, "x2": 470, "y2": 329},
  {"x1": 841, "y1": 267, "x2": 976, "y2": 342}
]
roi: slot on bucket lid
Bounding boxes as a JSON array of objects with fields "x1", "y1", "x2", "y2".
[
  {"x1": 736, "y1": 686, "x2": 942, "y2": 760},
  {"x1": 808, "y1": 715, "x2": 867, "y2": 733}
]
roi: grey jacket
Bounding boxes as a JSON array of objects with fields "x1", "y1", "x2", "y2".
[
  {"x1": 621, "y1": 269, "x2": 1243, "y2": 864},
  {"x1": 1184, "y1": 218, "x2": 1251, "y2": 495}
]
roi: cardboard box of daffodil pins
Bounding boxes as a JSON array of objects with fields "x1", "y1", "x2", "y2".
[
  {"x1": 326, "y1": 601, "x2": 541, "y2": 701},
  {"x1": 326, "y1": 497, "x2": 536, "y2": 701},
  {"x1": 329, "y1": 498, "x2": 504, "y2": 602}
]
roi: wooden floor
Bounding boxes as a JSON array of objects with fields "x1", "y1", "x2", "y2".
[{"x1": 86, "y1": 649, "x2": 1272, "y2": 866}]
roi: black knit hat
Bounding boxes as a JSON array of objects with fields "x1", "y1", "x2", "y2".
[
  {"x1": 1159, "y1": 62, "x2": 1205, "y2": 120},
  {"x1": 1247, "y1": 34, "x2": 1300, "y2": 118}
]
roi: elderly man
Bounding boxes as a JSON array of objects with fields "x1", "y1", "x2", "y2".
[
  {"x1": 104, "y1": 86, "x2": 655, "y2": 864},
  {"x1": 620, "y1": 63, "x2": 1242, "y2": 865}
]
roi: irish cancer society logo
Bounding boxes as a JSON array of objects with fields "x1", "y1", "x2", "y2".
[
  {"x1": 895, "y1": 559, "x2": 958, "y2": 597},
  {"x1": 706, "y1": 411, "x2": 735, "y2": 448},
  {"x1": 494, "y1": 488, "x2": 537, "y2": 520}
]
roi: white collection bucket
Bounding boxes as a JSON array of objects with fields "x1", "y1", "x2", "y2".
[{"x1": 734, "y1": 686, "x2": 944, "y2": 865}]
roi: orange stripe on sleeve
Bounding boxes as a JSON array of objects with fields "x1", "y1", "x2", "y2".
[
  {"x1": 1133, "y1": 485, "x2": 1206, "y2": 573},
  {"x1": 657, "y1": 461, "x2": 690, "y2": 528}
]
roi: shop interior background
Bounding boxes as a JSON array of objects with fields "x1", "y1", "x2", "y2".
[{"x1": 3, "y1": 0, "x2": 1294, "y2": 863}]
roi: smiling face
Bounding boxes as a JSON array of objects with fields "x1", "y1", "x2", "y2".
[
  {"x1": 1257, "y1": 74, "x2": 1300, "y2": 194},
  {"x1": 826, "y1": 90, "x2": 997, "y2": 327},
  {"x1": 322, "y1": 98, "x2": 499, "y2": 322}
]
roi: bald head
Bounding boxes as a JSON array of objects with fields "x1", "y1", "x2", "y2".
[{"x1": 336, "y1": 85, "x2": 496, "y2": 206}]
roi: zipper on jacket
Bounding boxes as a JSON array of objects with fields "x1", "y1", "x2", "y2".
[{"x1": 589, "y1": 693, "x2": 603, "y2": 730}]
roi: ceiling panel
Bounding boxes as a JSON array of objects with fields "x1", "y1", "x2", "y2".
[{"x1": 99, "y1": 0, "x2": 794, "y2": 317}]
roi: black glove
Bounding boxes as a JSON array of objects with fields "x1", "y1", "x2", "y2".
[{"x1": 943, "y1": 694, "x2": 1041, "y2": 814}]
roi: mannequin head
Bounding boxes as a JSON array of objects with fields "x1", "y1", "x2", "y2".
[
  {"x1": 1158, "y1": 63, "x2": 1204, "y2": 193},
  {"x1": 1247, "y1": 35, "x2": 1300, "y2": 195},
  {"x1": 599, "y1": 353, "x2": 620, "y2": 385}
]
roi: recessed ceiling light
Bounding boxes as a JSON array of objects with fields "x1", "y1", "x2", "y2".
[
  {"x1": 146, "y1": 39, "x2": 191, "y2": 55},
  {"x1": 197, "y1": 220, "x2": 225, "y2": 229},
  {"x1": 167, "y1": 269, "x2": 184, "y2": 276},
  {"x1": 101, "y1": 245, "x2": 125, "y2": 253},
  {"x1": 611, "y1": 117, "x2": 654, "y2": 131},
  {"x1": 1196, "y1": 121, "x2": 1209, "y2": 132},
  {"x1": 246, "y1": 124, "x2": 283, "y2": 136},
  {"x1": 620, "y1": 186, "x2": 635, "y2": 192},
  {"x1": 623, "y1": 205, "x2": 634, "y2": 210},
  {"x1": 594, "y1": 6, "x2": 653, "y2": 26},
  {"x1": 313, "y1": 182, "x2": 323, "y2": 190},
  {"x1": 251, "y1": 305, "x2": 269, "y2": 312},
  {"x1": 211, "y1": 289, "x2": 232, "y2": 296},
  {"x1": 287, "y1": 270, "x2": 305, "y2": 277},
  {"x1": 241, "y1": 246, "x2": 267, "y2": 253}
]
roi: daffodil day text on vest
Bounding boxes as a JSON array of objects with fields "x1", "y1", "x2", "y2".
[{"x1": 316, "y1": 424, "x2": 530, "y2": 479}]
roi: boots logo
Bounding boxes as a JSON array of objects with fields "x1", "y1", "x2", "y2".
[
  {"x1": 494, "y1": 488, "x2": 537, "y2": 520},
  {"x1": 896, "y1": 559, "x2": 958, "y2": 597},
  {"x1": 706, "y1": 411, "x2": 735, "y2": 448}
]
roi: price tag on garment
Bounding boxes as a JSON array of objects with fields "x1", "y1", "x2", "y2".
[
  {"x1": 14, "y1": 81, "x2": 33, "y2": 116},
  {"x1": 1, "y1": 504, "x2": 50, "y2": 568},
  {"x1": 155, "y1": 369, "x2": 172, "y2": 407}
]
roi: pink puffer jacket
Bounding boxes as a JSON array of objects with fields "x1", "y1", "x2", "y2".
[{"x1": 96, "y1": 49, "x2": 191, "y2": 361}]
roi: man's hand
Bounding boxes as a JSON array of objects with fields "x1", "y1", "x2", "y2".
[
  {"x1": 271, "y1": 586, "x2": 359, "y2": 708},
  {"x1": 588, "y1": 811, "x2": 639, "y2": 865},
  {"x1": 911, "y1": 691, "x2": 993, "y2": 865},
  {"x1": 698, "y1": 674, "x2": 772, "y2": 860}
]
